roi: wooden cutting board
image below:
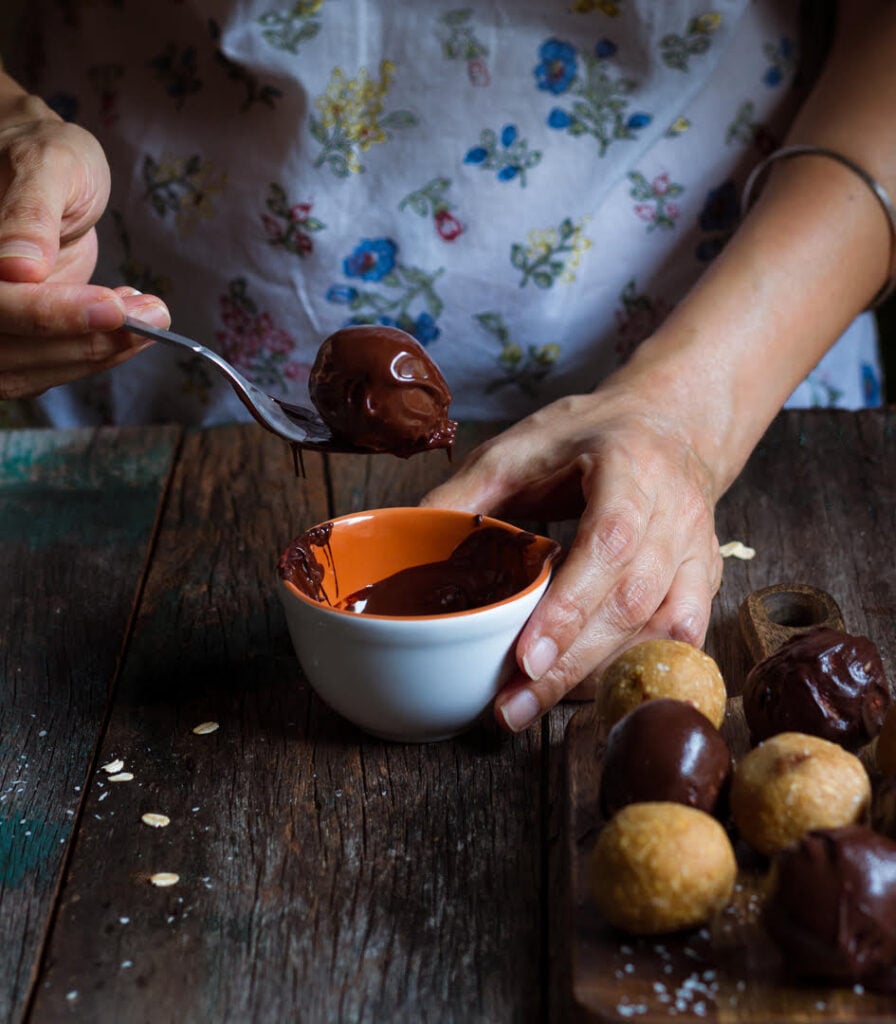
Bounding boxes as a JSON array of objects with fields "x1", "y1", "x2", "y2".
[{"x1": 565, "y1": 583, "x2": 896, "y2": 1023}]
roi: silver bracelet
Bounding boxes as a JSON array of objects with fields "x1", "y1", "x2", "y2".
[{"x1": 741, "y1": 144, "x2": 896, "y2": 309}]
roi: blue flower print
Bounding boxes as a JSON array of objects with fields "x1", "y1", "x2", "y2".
[
  {"x1": 343, "y1": 238, "x2": 397, "y2": 281},
  {"x1": 538, "y1": 38, "x2": 652, "y2": 157},
  {"x1": 862, "y1": 363, "x2": 881, "y2": 406},
  {"x1": 595, "y1": 38, "x2": 617, "y2": 60},
  {"x1": 326, "y1": 285, "x2": 359, "y2": 305},
  {"x1": 464, "y1": 124, "x2": 541, "y2": 186},
  {"x1": 413, "y1": 311, "x2": 440, "y2": 345},
  {"x1": 763, "y1": 36, "x2": 796, "y2": 87},
  {"x1": 327, "y1": 239, "x2": 444, "y2": 346},
  {"x1": 534, "y1": 39, "x2": 578, "y2": 95}
]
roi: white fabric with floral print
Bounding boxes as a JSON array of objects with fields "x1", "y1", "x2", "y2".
[{"x1": 6, "y1": 0, "x2": 883, "y2": 427}]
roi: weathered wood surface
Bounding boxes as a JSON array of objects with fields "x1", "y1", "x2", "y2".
[
  {"x1": 1, "y1": 408, "x2": 894, "y2": 1024},
  {"x1": 28, "y1": 423, "x2": 550, "y2": 1023},
  {"x1": 568, "y1": 408, "x2": 896, "y2": 1023},
  {"x1": 0, "y1": 426, "x2": 180, "y2": 1024}
]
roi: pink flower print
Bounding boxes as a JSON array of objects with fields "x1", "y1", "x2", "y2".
[
  {"x1": 634, "y1": 203, "x2": 656, "y2": 224},
  {"x1": 283, "y1": 362, "x2": 309, "y2": 384},
  {"x1": 214, "y1": 279, "x2": 305, "y2": 392},
  {"x1": 399, "y1": 178, "x2": 464, "y2": 242},
  {"x1": 468, "y1": 58, "x2": 491, "y2": 87},
  {"x1": 628, "y1": 170, "x2": 684, "y2": 232},
  {"x1": 435, "y1": 208, "x2": 464, "y2": 241},
  {"x1": 263, "y1": 186, "x2": 324, "y2": 258}
]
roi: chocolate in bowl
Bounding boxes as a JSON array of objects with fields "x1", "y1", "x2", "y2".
[
  {"x1": 279, "y1": 517, "x2": 560, "y2": 616},
  {"x1": 276, "y1": 508, "x2": 562, "y2": 742}
]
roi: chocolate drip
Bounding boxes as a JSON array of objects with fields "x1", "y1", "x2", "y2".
[{"x1": 277, "y1": 523, "x2": 335, "y2": 604}]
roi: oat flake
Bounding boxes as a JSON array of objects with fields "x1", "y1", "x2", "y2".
[
  {"x1": 149, "y1": 872, "x2": 180, "y2": 887},
  {"x1": 720, "y1": 540, "x2": 756, "y2": 560},
  {"x1": 192, "y1": 721, "x2": 219, "y2": 735},
  {"x1": 107, "y1": 772, "x2": 134, "y2": 782},
  {"x1": 101, "y1": 759, "x2": 125, "y2": 774},
  {"x1": 141, "y1": 813, "x2": 171, "y2": 828}
]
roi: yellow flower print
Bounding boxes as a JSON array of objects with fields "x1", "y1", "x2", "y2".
[
  {"x1": 512, "y1": 217, "x2": 592, "y2": 287},
  {"x1": 668, "y1": 116, "x2": 691, "y2": 136},
  {"x1": 476, "y1": 312, "x2": 561, "y2": 397},
  {"x1": 141, "y1": 152, "x2": 227, "y2": 237},
  {"x1": 693, "y1": 12, "x2": 722, "y2": 33},
  {"x1": 311, "y1": 60, "x2": 416, "y2": 176}
]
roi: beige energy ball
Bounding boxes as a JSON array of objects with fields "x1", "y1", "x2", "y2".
[
  {"x1": 588, "y1": 802, "x2": 737, "y2": 935},
  {"x1": 731, "y1": 732, "x2": 871, "y2": 856},
  {"x1": 596, "y1": 639, "x2": 727, "y2": 730}
]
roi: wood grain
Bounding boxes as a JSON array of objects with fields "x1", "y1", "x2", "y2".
[
  {"x1": 0, "y1": 426, "x2": 179, "y2": 1024},
  {"x1": 29, "y1": 424, "x2": 548, "y2": 1023},
  {"x1": 566, "y1": 408, "x2": 896, "y2": 1023}
]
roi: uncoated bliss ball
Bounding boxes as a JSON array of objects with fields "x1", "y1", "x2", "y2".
[
  {"x1": 596, "y1": 639, "x2": 727, "y2": 730},
  {"x1": 730, "y1": 732, "x2": 871, "y2": 856},
  {"x1": 589, "y1": 802, "x2": 737, "y2": 935}
]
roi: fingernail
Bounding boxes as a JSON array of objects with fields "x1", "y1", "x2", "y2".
[
  {"x1": 0, "y1": 240, "x2": 44, "y2": 261},
  {"x1": 499, "y1": 689, "x2": 542, "y2": 733},
  {"x1": 670, "y1": 616, "x2": 699, "y2": 643},
  {"x1": 86, "y1": 299, "x2": 125, "y2": 330},
  {"x1": 522, "y1": 636, "x2": 558, "y2": 681},
  {"x1": 128, "y1": 301, "x2": 170, "y2": 327}
]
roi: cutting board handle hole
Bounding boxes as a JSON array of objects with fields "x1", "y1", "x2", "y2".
[{"x1": 760, "y1": 591, "x2": 832, "y2": 629}]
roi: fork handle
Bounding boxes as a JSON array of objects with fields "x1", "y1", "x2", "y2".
[{"x1": 123, "y1": 316, "x2": 258, "y2": 401}]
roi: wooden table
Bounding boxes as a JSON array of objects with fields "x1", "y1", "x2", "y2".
[{"x1": 1, "y1": 409, "x2": 894, "y2": 1024}]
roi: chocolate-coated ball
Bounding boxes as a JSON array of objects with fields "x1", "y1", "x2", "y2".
[
  {"x1": 742, "y1": 625, "x2": 889, "y2": 751},
  {"x1": 766, "y1": 824, "x2": 896, "y2": 989},
  {"x1": 599, "y1": 698, "x2": 732, "y2": 819},
  {"x1": 309, "y1": 325, "x2": 457, "y2": 457}
]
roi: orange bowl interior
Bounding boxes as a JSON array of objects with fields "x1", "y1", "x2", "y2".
[{"x1": 282, "y1": 507, "x2": 556, "y2": 614}]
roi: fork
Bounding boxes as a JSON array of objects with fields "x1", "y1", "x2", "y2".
[{"x1": 124, "y1": 316, "x2": 372, "y2": 453}]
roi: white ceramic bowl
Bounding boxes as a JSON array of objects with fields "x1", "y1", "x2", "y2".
[{"x1": 277, "y1": 507, "x2": 559, "y2": 742}]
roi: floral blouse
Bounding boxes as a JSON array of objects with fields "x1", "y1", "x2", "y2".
[{"x1": 3, "y1": 0, "x2": 883, "y2": 428}]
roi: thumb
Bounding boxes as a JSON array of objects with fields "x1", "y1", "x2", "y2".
[{"x1": 0, "y1": 122, "x2": 109, "y2": 284}]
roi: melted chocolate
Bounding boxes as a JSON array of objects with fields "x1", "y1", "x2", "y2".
[
  {"x1": 742, "y1": 625, "x2": 890, "y2": 751},
  {"x1": 599, "y1": 698, "x2": 732, "y2": 818},
  {"x1": 338, "y1": 526, "x2": 558, "y2": 615},
  {"x1": 279, "y1": 520, "x2": 561, "y2": 616},
  {"x1": 765, "y1": 824, "x2": 896, "y2": 989},
  {"x1": 277, "y1": 523, "x2": 335, "y2": 603},
  {"x1": 309, "y1": 325, "x2": 457, "y2": 458}
]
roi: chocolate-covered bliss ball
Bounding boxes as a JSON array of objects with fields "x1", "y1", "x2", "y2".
[
  {"x1": 309, "y1": 324, "x2": 457, "y2": 457},
  {"x1": 599, "y1": 698, "x2": 732, "y2": 819},
  {"x1": 742, "y1": 625, "x2": 889, "y2": 751},
  {"x1": 766, "y1": 824, "x2": 896, "y2": 989}
]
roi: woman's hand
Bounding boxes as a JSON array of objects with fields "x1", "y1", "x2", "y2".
[
  {"x1": 0, "y1": 88, "x2": 169, "y2": 400},
  {"x1": 420, "y1": 384, "x2": 724, "y2": 733}
]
